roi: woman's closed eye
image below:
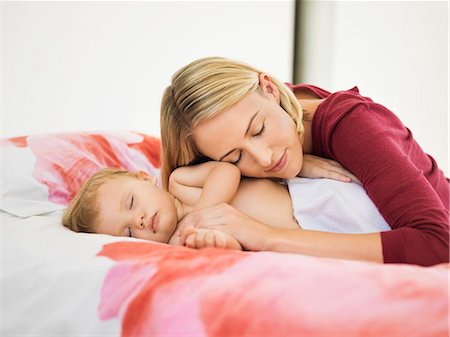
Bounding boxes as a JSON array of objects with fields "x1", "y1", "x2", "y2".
[
  {"x1": 253, "y1": 123, "x2": 265, "y2": 137},
  {"x1": 231, "y1": 123, "x2": 265, "y2": 165},
  {"x1": 231, "y1": 151, "x2": 243, "y2": 165}
]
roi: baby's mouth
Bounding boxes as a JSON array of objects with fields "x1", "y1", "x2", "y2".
[{"x1": 149, "y1": 213, "x2": 158, "y2": 233}]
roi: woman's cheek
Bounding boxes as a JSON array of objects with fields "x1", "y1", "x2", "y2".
[
  {"x1": 240, "y1": 166, "x2": 264, "y2": 178},
  {"x1": 280, "y1": 151, "x2": 299, "y2": 179}
]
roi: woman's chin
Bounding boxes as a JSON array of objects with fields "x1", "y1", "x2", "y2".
[{"x1": 278, "y1": 162, "x2": 302, "y2": 179}]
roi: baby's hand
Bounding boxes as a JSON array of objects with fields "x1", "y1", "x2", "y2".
[{"x1": 181, "y1": 227, "x2": 242, "y2": 250}]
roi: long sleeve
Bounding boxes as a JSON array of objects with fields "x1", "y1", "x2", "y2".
[{"x1": 311, "y1": 87, "x2": 449, "y2": 265}]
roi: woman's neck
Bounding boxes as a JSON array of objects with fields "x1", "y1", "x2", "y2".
[
  {"x1": 299, "y1": 98, "x2": 325, "y2": 154},
  {"x1": 301, "y1": 119, "x2": 313, "y2": 154}
]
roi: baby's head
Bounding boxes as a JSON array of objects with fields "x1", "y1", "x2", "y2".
[{"x1": 62, "y1": 168, "x2": 179, "y2": 243}]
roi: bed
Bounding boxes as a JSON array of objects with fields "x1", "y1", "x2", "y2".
[{"x1": 2, "y1": 130, "x2": 448, "y2": 336}]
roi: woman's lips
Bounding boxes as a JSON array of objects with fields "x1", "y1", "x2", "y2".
[{"x1": 267, "y1": 150, "x2": 287, "y2": 173}]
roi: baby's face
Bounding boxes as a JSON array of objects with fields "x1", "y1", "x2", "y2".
[{"x1": 95, "y1": 176, "x2": 178, "y2": 243}]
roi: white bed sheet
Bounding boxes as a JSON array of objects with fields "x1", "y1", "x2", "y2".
[{"x1": 2, "y1": 210, "x2": 132, "y2": 335}]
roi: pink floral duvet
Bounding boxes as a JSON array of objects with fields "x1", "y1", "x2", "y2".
[{"x1": 97, "y1": 241, "x2": 448, "y2": 336}]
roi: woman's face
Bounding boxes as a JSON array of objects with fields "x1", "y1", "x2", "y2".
[{"x1": 193, "y1": 89, "x2": 303, "y2": 179}]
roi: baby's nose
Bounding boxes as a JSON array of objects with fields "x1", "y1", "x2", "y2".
[{"x1": 134, "y1": 214, "x2": 145, "y2": 229}]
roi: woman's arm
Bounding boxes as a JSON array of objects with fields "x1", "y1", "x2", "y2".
[
  {"x1": 313, "y1": 89, "x2": 449, "y2": 265},
  {"x1": 178, "y1": 99, "x2": 449, "y2": 265},
  {"x1": 178, "y1": 203, "x2": 382, "y2": 262}
]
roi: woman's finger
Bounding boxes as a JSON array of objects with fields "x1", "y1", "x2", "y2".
[
  {"x1": 323, "y1": 169, "x2": 353, "y2": 182},
  {"x1": 300, "y1": 154, "x2": 361, "y2": 184},
  {"x1": 194, "y1": 230, "x2": 206, "y2": 248},
  {"x1": 179, "y1": 226, "x2": 197, "y2": 246},
  {"x1": 204, "y1": 230, "x2": 216, "y2": 248},
  {"x1": 211, "y1": 231, "x2": 228, "y2": 248},
  {"x1": 179, "y1": 215, "x2": 227, "y2": 244},
  {"x1": 184, "y1": 232, "x2": 197, "y2": 248},
  {"x1": 326, "y1": 159, "x2": 344, "y2": 168},
  {"x1": 215, "y1": 232, "x2": 226, "y2": 248},
  {"x1": 180, "y1": 203, "x2": 275, "y2": 252},
  {"x1": 329, "y1": 168, "x2": 361, "y2": 184},
  {"x1": 314, "y1": 163, "x2": 361, "y2": 184}
]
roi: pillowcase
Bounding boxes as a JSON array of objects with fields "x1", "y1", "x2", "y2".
[{"x1": 1, "y1": 131, "x2": 161, "y2": 217}]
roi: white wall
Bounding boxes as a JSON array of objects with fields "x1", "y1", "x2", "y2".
[
  {"x1": 297, "y1": 0, "x2": 448, "y2": 175},
  {"x1": 2, "y1": 1, "x2": 294, "y2": 139}
]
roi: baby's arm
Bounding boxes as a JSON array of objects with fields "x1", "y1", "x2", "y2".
[
  {"x1": 169, "y1": 161, "x2": 241, "y2": 209},
  {"x1": 169, "y1": 161, "x2": 242, "y2": 250}
]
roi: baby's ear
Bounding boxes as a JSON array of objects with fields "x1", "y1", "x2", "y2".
[{"x1": 137, "y1": 171, "x2": 157, "y2": 185}]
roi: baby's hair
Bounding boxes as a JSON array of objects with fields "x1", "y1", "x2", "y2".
[{"x1": 61, "y1": 168, "x2": 141, "y2": 233}]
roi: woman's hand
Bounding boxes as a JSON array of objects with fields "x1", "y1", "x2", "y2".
[
  {"x1": 178, "y1": 203, "x2": 383, "y2": 263},
  {"x1": 178, "y1": 203, "x2": 274, "y2": 252},
  {"x1": 300, "y1": 154, "x2": 361, "y2": 184}
]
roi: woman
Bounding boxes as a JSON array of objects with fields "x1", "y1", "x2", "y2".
[{"x1": 160, "y1": 56, "x2": 449, "y2": 266}]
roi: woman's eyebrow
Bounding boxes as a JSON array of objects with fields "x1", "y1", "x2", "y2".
[{"x1": 219, "y1": 110, "x2": 260, "y2": 161}]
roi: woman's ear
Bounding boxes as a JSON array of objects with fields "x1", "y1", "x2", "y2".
[
  {"x1": 258, "y1": 73, "x2": 280, "y2": 103},
  {"x1": 137, "y1": 171, "x2": 157, "y2": 185}
]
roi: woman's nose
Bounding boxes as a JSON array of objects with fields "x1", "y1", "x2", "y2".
[{"x1": 248, "y1": 144, "x2": 272, "y2": 167}]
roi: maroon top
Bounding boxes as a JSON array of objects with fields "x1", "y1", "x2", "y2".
[{"x1": 288, "y1": 83, "x2": 449, "y2": 266}]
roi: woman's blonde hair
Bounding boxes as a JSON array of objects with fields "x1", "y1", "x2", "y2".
[
  {"x1": 160, "y1": 56, "x2": 304, "y2": 189},
  {"x1": 61, "y1": 168, "x2": 140, "y2": 233}
]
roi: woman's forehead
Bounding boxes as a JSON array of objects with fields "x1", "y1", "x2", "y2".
[{"x1": 193, "y1": 94, "x2": 261, "y2": 158}]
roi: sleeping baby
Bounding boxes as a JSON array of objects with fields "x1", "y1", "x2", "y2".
[{"x1": 62, "y1": 161, "x2": 390, "y2": 250}]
